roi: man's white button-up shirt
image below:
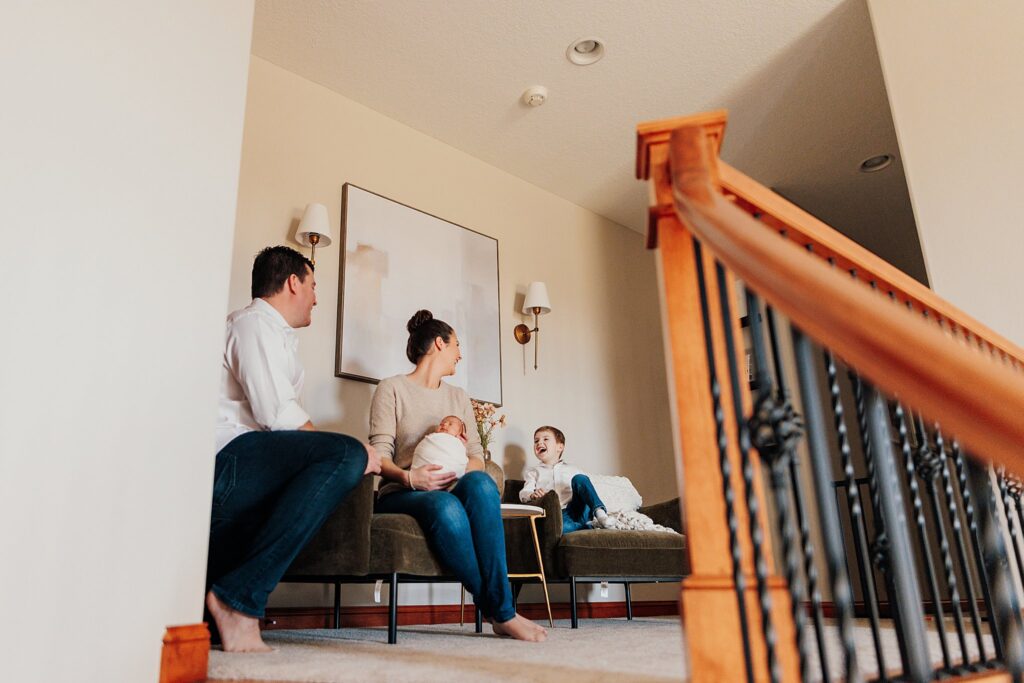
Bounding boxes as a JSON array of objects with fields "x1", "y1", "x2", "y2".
[{"x1": 215, "y1": 298, "x2": 312, "y2": 453}]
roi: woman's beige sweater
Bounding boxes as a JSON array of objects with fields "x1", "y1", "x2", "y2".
[{"x1": 370, "y1": 374, "x2": 483, "y2": 497}]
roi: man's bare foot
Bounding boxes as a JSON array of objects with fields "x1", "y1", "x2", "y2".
[
  {"x1": 492, "y1": 614, "x2": 547, "y2": 642},
  {"x1": 206, "y1": 590, "x2": 272, "y2": 653}
]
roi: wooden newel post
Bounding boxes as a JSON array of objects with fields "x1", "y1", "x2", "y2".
[{"x1": 637, "y1": 112, "x2": 800, "y2": 682}]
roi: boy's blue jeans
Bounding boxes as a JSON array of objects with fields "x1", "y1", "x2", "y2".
[
  {"x1": 206, "y1": 430, "x2": 368, "y2": 617},
  {"x1": 375, "y1": 470, "x2": 516, "y2": 623},
  {"x1": 562, "y1": 474, "x2": 608, "y2": 533}
]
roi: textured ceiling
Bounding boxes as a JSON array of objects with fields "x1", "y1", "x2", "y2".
[{"x1": 252, "y1": 0, "x2": 927, "y2": 283}]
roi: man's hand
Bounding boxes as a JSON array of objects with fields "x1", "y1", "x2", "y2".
[
  {"x1": 530, "y1": 488, "x2": 548, "y2": 502},
  {"x1": 363, "y1": 442, "x2": 382, "y2": 475},
  {"x1": 409, "y1": 464, "x2": 457, "y2": 491}
]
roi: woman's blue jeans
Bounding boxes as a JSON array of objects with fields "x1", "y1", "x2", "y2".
[
  {"x1": 375, "y1": 470, "x2": 516, "y2": 623},
  {"x1": 206, "y1": 430, "x2": 367, "y2": 617},
  {"x1": 562, "y1": 473, "x2": 608, "y2": 534}
]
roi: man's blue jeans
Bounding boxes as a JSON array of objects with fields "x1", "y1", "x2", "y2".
[
  {"x1": 562, "y1": 474, "x2": 608, "y2": 534},
  {"x1": 206, "y1": 430, "x2": 367, "y2": 617},
  {"x1": 375, "y1": 470, "x2": 516, "y2": 623}
]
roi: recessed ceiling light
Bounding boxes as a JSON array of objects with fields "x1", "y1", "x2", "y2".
[
  {"x1": 859, "y1": 154, "x2": 894, "y2": 173},
  {"x1": 567, "y1": 37, "x2": 604, "y2": 66}
]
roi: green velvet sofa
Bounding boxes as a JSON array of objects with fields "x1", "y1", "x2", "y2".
[
  {"x1": 281, "y1": 474, "x2": 688, "y2": 642},
  {"x1": 502, "y1": 479, "x2": 688, "y2": 628}
]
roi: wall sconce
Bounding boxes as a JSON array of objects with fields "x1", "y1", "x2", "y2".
[
  {"x1": 514, "y1": 281, "x2": 551, "y2": 370},
  {"x1": 295, "y1": 203, "x2": 333, "y2": 266}
]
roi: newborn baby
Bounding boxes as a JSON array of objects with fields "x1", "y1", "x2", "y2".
[{"x1": 411, "y1": 415, "x2": 469, "y2": 479}]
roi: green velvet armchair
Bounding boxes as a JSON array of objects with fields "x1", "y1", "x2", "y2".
[{"x1": 502, "y1": 479, "x2": 688, "y2": 628}]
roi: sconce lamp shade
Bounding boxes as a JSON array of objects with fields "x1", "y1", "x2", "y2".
[
  {"x1": 522, "y1": 281, "x2": 551, "y2": 315},
  {"x1": 295, "y1": 203, "x2": 333, "y2": 248}
]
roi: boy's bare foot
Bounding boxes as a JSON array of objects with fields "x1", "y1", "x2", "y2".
[
  {"x1": 492, "y1": 614, "x2": 547, "y2": 642},
  {"x1": 206, "y1": 590, "x2": 272, "y2": 653}
]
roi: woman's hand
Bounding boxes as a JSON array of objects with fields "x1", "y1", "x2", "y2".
[
  {"x1": 529, "y1": 488, "x2": 548, "y2": 502},
  {"x1": 408, "y1": 464, "x2": 457, "y2": 491}
]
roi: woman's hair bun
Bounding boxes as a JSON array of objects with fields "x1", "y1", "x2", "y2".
[{"x1": 407, "y1": 309, "x2": 434, "y2": 333}]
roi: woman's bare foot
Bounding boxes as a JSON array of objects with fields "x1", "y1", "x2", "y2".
[
  {"x1": 206, "y1": 590, "x2": 272, "y2": 653},
  {"x1": 492, "y1": 614, "x2": 547, "y2": 642}
]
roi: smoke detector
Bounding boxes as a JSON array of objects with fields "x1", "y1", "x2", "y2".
[{"x1": 522, "y1": 85, "x2": 548, "y2": 107}]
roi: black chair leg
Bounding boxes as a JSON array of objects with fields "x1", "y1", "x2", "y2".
[
  {"x1": 624, "y1": 582, "x2": 633, "y2": 620},
  {"x1": 333, "y1": 581, "x2": 341, "y2": 629},
  {"x1": 475, "y1": 605, "x2": 483, "y2": 633},
  {"x1": 569, "y1": 577, "x2": 579, "y2": 629},
  {"x1": 512, "y1": 582, "x2": 522, "y2": 611},
  {"x1": 388, "y1": 573, "x2": 398, "y2": 644}
]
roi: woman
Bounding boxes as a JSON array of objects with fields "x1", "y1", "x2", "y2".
[{"x1": 369, "y1": 310, "x2": 546, "y2": 642}]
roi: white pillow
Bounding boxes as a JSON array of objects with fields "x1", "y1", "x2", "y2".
[{"x1": 590, "y1": 474, "x2": 642, "y2": 513}]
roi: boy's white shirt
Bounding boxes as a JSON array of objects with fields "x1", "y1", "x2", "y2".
[{"x1": 519, "y1": 459, "x2": 582, "y2": 508}]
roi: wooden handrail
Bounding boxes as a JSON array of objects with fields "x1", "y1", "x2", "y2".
[{"x1": 640, "y1": 114, "x2": 1024, "y2": 471}]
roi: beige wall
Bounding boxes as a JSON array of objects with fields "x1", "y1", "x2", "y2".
[
  {"x1": 868, "y1": 0, "x2": 1024, "y2": 346},
  {"x1": 0, "y1": 2, "x2": 254, "y2": 681},
  {"x1": 232, "y1": 57, "x2": 676, "y2": 607}
]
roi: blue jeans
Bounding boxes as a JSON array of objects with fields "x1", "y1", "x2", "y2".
[
  {"x1": 562, "y1": 474, "x2": 608, "y2": 534},
  {"x1": 375, "y1": 470, "x2": 516, "y2": 622},
  {"x1": 206, "y1": 430, "x2": 367, "y2": 617}
]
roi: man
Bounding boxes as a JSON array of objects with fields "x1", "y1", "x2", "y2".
[{"x1": 206, "y1": 246, "x2": 381, "y2": 652}]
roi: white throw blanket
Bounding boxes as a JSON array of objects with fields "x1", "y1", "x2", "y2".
[
  {"x1": 411, "y1": 432, "x2": 468, "y2": 478},
  {"x1": 590, "y1": 474, "x2": 679, "y2": 534}
]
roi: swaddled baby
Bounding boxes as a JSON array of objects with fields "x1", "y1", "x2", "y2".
[{"x1": 411, "y1": 415, "x2": 469, "y2": 479}]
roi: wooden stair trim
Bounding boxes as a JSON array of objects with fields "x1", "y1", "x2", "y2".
[{"x1": 159, "y1": 623, "x2": 209, "y2": 683}]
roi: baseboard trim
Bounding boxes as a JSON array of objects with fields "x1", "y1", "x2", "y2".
[
  {"x1": 262, "y1": 600, "x2": 680, "y2": 630},
  {"x1": 810, "y1": 600, "x2": 989, "y2": 620},
  {"x1": 159, "y1": 623, "x2": 209, "y2": 683}
]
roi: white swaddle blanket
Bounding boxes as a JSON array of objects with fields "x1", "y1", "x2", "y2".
[{"x1": 411, "y1": 432, "x2": 469, "y2": 478}]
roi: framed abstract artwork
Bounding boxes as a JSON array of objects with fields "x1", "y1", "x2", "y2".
[{"x1": 335, "y1": 184, "x2": 503, "y2": 405}]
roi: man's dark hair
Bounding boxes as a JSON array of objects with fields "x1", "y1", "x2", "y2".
[
  {"x1": 405, "y1": 309, "x2": 454, "y2": 364},
  {"x1": 251, "y1": 246, "x2": 314, "y2": 299},
  {"x1": 534, "y1": 426, "x2": 565, "y2": 446}
]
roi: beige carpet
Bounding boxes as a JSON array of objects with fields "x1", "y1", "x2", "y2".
[{"x1": 208, "y1": 617, "x2": 686, "y2": 683}]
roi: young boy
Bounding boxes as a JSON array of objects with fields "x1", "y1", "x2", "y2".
[
  {"x1": 410, "y1": 415, "x2": 469, "y2": 479},
  {"x1": 520, "y1": 426, "x2": 617, "y2": 532}
]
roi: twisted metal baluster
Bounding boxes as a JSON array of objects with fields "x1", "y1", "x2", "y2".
[
  {"x1": 952, "y1": 440, "x2": 1000, "y2": 662},
  {"x1": 1006, "y1": 475, "x2": 1024, "y2": 581},
  {"x1": 823, "y1": 349, "x2": 887, "y2": 674},
  {"x1": 692, "y1": 240, "x2": 754, "y2": 683},
  {"x1": 893, "y1": 404, "x2": 950, "y2": 662},
  {"x1": 935, "y1": 426, "x2": 987, "y2": 667},
  {"x1": 864, "y1": 387, "x2": 931, "y2": 682},
  {"x1": 715, "y1": 262, "x2": 778, "y2": 683},
  {"x1": 913, "y1": 416, "x2": 960, "y2": 671},
  {"x1": 792, "y1": 328, "x2": 860, "y2": 682},
  {"x1": 745, "y1": 290, "x2": 808, "y2": 682},
  {"x1": 997, "y1": 469, "x2": 1024, "y2": 610},
  {"x1": 849, "y1": 373, "x2": 909, "y2": 673},
  {"x1": 916, "y1": 418, "x2": 971, "y2": 669},
  {"x1": 965, "y1": 459, "x2": 1024, "y2": 677},
  {"x1": 767, "y1": 305, "x2": 830, "y2": 682}
]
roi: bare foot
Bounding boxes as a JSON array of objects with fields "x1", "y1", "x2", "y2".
[
  {"x1": 206, "y1": 590, "x2": 272, "y2": 653},
  {"x1": 492, "y1": 614, "x2": 547, "y2": 642}
]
